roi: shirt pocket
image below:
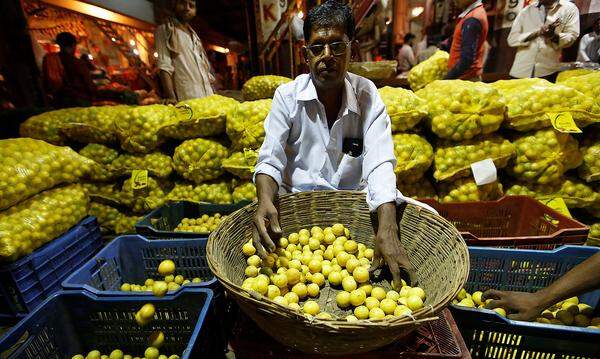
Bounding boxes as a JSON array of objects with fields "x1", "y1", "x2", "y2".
[{"x1": 331, "y1": 153, "x2": 364, "y2": 190}]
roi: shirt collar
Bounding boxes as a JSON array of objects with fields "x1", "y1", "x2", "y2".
[
  {"x1": 297, "y1": 74, "x2": 361, "y2": 116},
  {"x1": 458, "y1": 0, "x2": 483, "y2": 18},
  {"x1": 535, "y1": 0, "x2": 562, "y2": 9}
]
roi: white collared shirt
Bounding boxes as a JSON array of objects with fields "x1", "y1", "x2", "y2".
[
  {"x1": 507, "y1": 0, "x2": 580, "y2": 78},
  {"x1": 577, "y1": 31, "x2": 600, "y2": 62},
  {"x1": 254, "y1": 73, "x2": 436, "y2": 213}
]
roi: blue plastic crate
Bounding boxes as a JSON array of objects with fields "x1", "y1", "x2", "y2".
[
  {"x1": 0, "y1": 289, "x2": 213, "y2": 359},
  {"x1": 0, "y1": 216, "x2": 102, "y2": 321},
  {"x1": 136, "y1": 200, "x2": 250, "y2": 239},
  {"x1": 62, "y1": 234, "x2": 217, "y2": 295},
  {"x1": 450, "y1": 245, "x2": 600, "y2": 359}
]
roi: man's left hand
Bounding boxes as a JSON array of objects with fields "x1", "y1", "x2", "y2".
[{"x1": 370, "y1": 225, "x2": 416, "y2": 287}]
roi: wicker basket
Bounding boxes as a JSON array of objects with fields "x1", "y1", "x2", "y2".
[{"x1": 207, "y1": 191, "x2": 469, "y2": 355}]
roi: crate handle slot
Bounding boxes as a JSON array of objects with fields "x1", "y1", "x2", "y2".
[
  {"x1": 3, "y1": 330, "x2": 31, "y2": 358},
  {"x1": 90, "y1": 258, "x2": 108, "y2": 274}
]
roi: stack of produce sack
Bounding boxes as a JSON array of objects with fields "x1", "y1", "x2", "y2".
[
  {"x1": 408, "y1": 50, "x2": 449, "y2": 91},
  {"x1": 0, "y1": 138, "x2": 92, "y2": 262}
]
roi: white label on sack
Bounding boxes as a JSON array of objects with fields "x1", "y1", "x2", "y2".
[{"x1": 471, "y1": 159, "x2": 497, "y2": 186}]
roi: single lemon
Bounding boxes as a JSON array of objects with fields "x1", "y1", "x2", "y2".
[
  {"x1": 457, "y1": 298, "x2": 475, "y2": 307},
  {"x1": 242, "y1": 242, "x2": 256, "y2": 256},
  {"x1": 174, "y1": 275, "x2": 184, "y2": 285},
  {"x1": 364, "y1": 248, "x2": 374, "y2": 260},
  {"x1": 350, "y1": 289, "x2": 367, "y2": 306},
  {"x1": 336, "y1": 291, "x2": 351, "y2": 308},
  {"x1": 278, "y1": 237, "x2": 289, "y2": 248},
  {"x1": 408, "y1": 287, "x2": 426, "y2": 301},
  {"x1": 342, "y1": 276, "x2": 357, "y2": 292},
  {"x1": 386, "y1": 290, "x2": 400, "y2": 301},
  {"x1": 303, "y1": 300, "x2": 320, "y2": 315},
  {"x1": 332, "y1": 223, "x2": 345, "y2": 236},
  {"x1": 340, "y1": 269, "x2": 350, "y2": 279},
  {"x1": 310, "y1": 272, "x2": 326, "y2": 287},
  {"x1": 343, "y1": 240, "x2": 358, "y2": 254},
  {"x1": 292, "y1": 283, "x2": 308, "y2": 299},
  {"x1": 308, "y1": 259, "x2": 322, "y2": 273},
  {"x1": 345, "y1": 258, "x2": 360, "y2": 274},
  {"x1": 309, "y1": 238, "x2": 321, "y2": 251},
  {"x1": 284, "y1": 292, "x2": 300, "y2": 304},
  {"x1": 472, "y1": 291, "x2": 483, "y2": 305},
  {"x1": 152, "y1": 281, "x2": 168, "y2": 297},
  {"x1": 353, "y1": 267, "x2": 369, "y2": 283},
  {"x1": 324, "y1": 233, "x2": 336, "y2": 245},
  {"x1": 380, "y1": 298, "x2": 397, "y2": 315},
  {"x1": 288, "y1": 302, "x2": 301, "y2": 311},
  {"x1": 359, "y1": 284, "x2": 373, "y2": 296},
  {"x1": 316, "y1": 312, "x2": 332, "y2": 320},
  {"x1": 493, "y1": 308, "x2": 507, "y2": 317},
  {"x1": 109, "y1": 350, "x2": 124, "y2": 359},
  {"x1": 336, "y1": 251, "x2": 350, "y2": 267},
  {"x1": 354, "y1": 305, "x2": 370, "y2": 319},
  {"x1": 394, "y1": 305, "x2": 412, "y2": 317},
  {"x1": 346, "y1": 315, "x2": 359, "y2": 322},
  {"x1": 307, "y1": 283, "x2": 320, "y2": 297},
  {"x1": 267, "y1": 285, "x2": 281, "y2": 299},
  {"x1": 371, "y1": 287, "x2": 386, "y2": 301},
  {"x1": 369, "y1": 307, "x2": 386, "y2": 320},
  {"x1": 138, "y1": 303, "x2": 155, "y2": 320},
  {"x1": 407, "y1": 295, "x2": 424, "y2": 311},
  {"x1": 365, "y1": 296, "x2": 380, "y2": 310},
  {"x1": 192, "y1": 277, "x2": 202, "y2": 283},
  {"x1": 120, "y1": 283, "x2": 131, "y2": 291},
  {"x1": 328, "y1": 271, "x2": 342, "y2": 286},
  {"x1": 86, "y1": 351, "x2": 101, "y2": 359},
  {"x1": 164, "y1": 275, "x2": 174, "y2": 284},
  {"x1": 145, "y1": 278, "x2": 155, "y2": 287},
  {"x1": 167, "y1": 282, "x2": 180, "y2": 291},
  {"x1": 157, "y1": 260, "x2": 175, "y2": 276},
  {"x1": 245, "y1": 265, "x2": 259, "y2": 277},
  {"x1": 286, "y1": 268, "x2": 301, "y2": 285},
  {"x1": 144, "y1": 347, "x2": 160, "y2": 359},
  {"x1": 273, "y1": 296, "x2": 288, "y2": 306},
  {"x1": 148, "y1": 331, "x2": 164, "y2": 348}
]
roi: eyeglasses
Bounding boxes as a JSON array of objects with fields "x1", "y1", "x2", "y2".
[{"x1": 306, "y1": 41, "x2": 351, "y2": 57}]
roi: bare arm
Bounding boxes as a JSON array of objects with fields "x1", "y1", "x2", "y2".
[
  {"x1": 159, "y1": 70, "x2": 177, "y2": 102},
  {"x1": 484, "y1": 252, "x2": 600, "y2": 321},
  {"x1": 253, "y1": 174, "x2": 281, "y2": 259}
]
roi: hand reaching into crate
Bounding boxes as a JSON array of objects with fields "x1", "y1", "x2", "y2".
[{"x1": 483, "y1": 252, "x2": 600, "y2": 321}]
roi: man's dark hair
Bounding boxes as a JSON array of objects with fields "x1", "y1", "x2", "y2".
[
  {"x1": 303, "y1": 0, "x2": 355, "y2": 42},
  {"x1": 404, "y1": 33, "x2": 416, "y2": 43},
  {"x1": 56, "y1": 32, "x2": 77, "y2": 48}
]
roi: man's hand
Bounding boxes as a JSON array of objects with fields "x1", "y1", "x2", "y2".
[
  {"x1": 252, "y1": 198, "x2": 281, "y2": 260},
  {"x1": 369, "y1": 202, "x2": 416, "y2": 286},
  {"x1": 482, "y1": 289, "x2": 545, "y2": 321}
]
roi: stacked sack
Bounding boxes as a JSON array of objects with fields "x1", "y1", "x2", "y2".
[
  {"x1": 0, "y1": 138, "x2": 92, "y2": 262},
  {"x1": 408, "y1": 50, "x2": 449, "y2": 91}
]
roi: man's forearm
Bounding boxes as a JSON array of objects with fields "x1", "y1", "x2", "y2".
[
  {"x1": 256, "y1": 174, "x2": 279, "y2": 205},
  {"x1": 535, "y1": 252, "x2": 600, "y2": 308},
  {"x1": 377, "y1": 202, "x2": 398, "y2": 232},
  {"x1": 159, "y1": 70, "x2": 177, "y2": 100}
]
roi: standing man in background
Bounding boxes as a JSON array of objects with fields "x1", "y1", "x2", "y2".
[
  {"x1": 396, "y1": 33, "x2": 417, "y2": 73},
  {"x1": 577, "y1": 18, "x2": 600, "y2": 63},
  {"x1": 507, "y1": 0, "x2": 580, "y2": 82},
  {"x1": 445, "y1": 0, "x2": 489, "y2": 80},
  {"x1": 155, "y1": 0, "x2": 214, "y2": 102}
]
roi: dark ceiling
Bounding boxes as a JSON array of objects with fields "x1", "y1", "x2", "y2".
[{"x1": 197, "y1": 0, "x2": 248, "y2": 44}]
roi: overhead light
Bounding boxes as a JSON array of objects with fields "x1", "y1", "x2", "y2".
[
  {"x1": 211, "y1": 45, "x2": 230, "y2": 54},
  {"x1": 111, "y1": 37, "x2": 116, "y2": 42},
  {"x1": 297, "y1": 10, "x2": 304, "y2": 19},
  {"x1": 88, "y1": 54, "x2": 94, "y2": 60},
  {"x1": 129, "y1": 39, "x2": 136, "y2": 46},
  {"x1": 411, "y1": 7, "x2": 424, "y2": 17},
  {"x1": 153, "y1": 52, "x2": 158, "y2": 58},
  {"x1": 133, "y1": 48, "x2": 139, "y2": 56},
  {"x1": 386, "y1": 18, "x2": 391, "y2": 25}
]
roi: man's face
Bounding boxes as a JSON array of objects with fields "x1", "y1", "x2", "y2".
[
  {"x1": 303, "y1": 26, "x2": 354, "y2": 90},
  {"x1": 175, "y1": 0, "x2": 196, "y2": 22}
]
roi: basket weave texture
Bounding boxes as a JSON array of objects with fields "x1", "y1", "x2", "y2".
[{"x1": 207, "y1": 191, "x2": 469, "y2": 355}]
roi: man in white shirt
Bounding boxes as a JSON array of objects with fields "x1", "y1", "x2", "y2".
[
  {"x1": 155, "y1": 0, "x2": 214, "y2": 102},
  {"x1": 253, "y1": 0, "x2": 435, "y2": 285},
  {"x1": 577, "y1": 18, "x2": 600, "y2": 63},
  {"x1": 397, "y1": 33, "x2": 417, "y2": 72},
  {"x1": 507, "y1": 0, "x2": 580, "y2": 81}
]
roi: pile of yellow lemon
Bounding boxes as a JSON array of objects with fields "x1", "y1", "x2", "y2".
[
  {"x1": 120, "y1": 259, "x2": 202, "y2": 297},
  {"x1": 175, "y1": 214, "x2": 226, "y2": 233},
  {"x1": 241, "y1": 223, "x2": 426, "y2": 321},
  {"x1": 454, "y1": 288, "x2": 600, "y2": 329}
]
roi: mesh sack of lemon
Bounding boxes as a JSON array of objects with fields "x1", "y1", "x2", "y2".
[
  {"x1": 508, "y1": 129, "x2": 582, "y2": 185},
  {"x1": 227, "y1": 99, "x2": 272, "y2": 151},
  {"x1": 0, "y1": 138, "x2": 93, "y2": 211},
  {"x1": 506, "y1": 178, "x2": 600, "y2": 209},
  {"x1": 578, "y1": 133, "x2": 600, "y2": 183},
  {"x1": 115, "y1": 104, "x2": 177, "y2": 153},
  {"x1": 433, "y1": 136, "x2": 515, "y2": 182},
  {"x1": 378, "y1": 87, "x2": 428, "y2": 132},
  {"x1": 79, "y1": 144, "x2": 120, "y2": 182},
  {"x1": 556, "y1": 68, "x2": 596, "y2": 83},
  {"x1": 232, "y1": 180, "x2": 257, "y2": 203},
  {"x1": 20, "y1": 108, "x2": 78, "y2": 145},
  {"x1": 242, "y1": 75, "x2": 292, "y2": 101},
  {"x1": 392, "y1": 134, "x2": 433, "y2": 184},
  {"x1": 437, "y1": 177, "x2": 504, "y2": 203},
  {"x1": 222, "y1": 149, "x2": 258, "y2": 179},
  {"x1": 111, "y1": 152, "x2": 173, "y2": 179},
  {"x1": 492, "y1": 78, "x2": 599, "y2": 132},
  {"x1": 61, "y1": 105, "x2": 130, "y2": 144},
  {"x1": 417, "y1": 80, "x2": 506, "y2": 141},
  {"x1": 173, "y1": 138, "x2": 229, "y2": 184},
  {"x1": 408, "y1": 50, "x2": 449, "y2": 91},
  {"x1": 118, "y1": 176, "x2": 169, "y2": 214},
  {"x1": 0, "y1": 184, "x2": 88, "y2": 262},
  {"x1": 241, "y1": 223, "x2": 427, "y2": 321},
  {"x1": 167, "y1": 180, "x2": 233, "y2": 204},
  {"x1": 560, "y1": 71, "x2": 600, "y2": 112},
  {"x1": 164, "y1": 94, "x2": 239, "y2": 139},
  {"x1": 398, "y1": 179, "x2": 437, "y2": 200}
]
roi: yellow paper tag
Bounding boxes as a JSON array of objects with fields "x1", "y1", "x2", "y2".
[
  {"x1": 539, "y1": 197, "x2": 572, "y2": 218},
  {"x1": 547, "y1": 112, "x2": 581, "y2": 133},
  {"x1": 131, "y1": 170, "x2": 149, "y2": 197}
]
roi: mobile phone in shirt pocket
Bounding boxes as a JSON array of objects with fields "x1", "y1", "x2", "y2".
[{"x1": 332, "y1": 152, "x2": 364, "y2": 190}]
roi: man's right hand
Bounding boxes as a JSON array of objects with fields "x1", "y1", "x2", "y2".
[
  {"x1": 252, "y1": 199, "x2": 281, "y2": 259},
  {"x1": 482, "y1": 289, "x2": 546, "y2": 321}
]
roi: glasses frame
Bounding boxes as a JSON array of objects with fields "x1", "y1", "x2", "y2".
[{"x1": 306, "y1": 41, "x2": 352, "y2": 57}]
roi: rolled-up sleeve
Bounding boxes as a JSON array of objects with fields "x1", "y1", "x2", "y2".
[
  {"x1": 155, "y1": 25, "x2": 174, "y2": 74},
  {"x1": 554, "y1": 7, "x2": 580, "y2": 49},
  {"x1": 362, "y1": 87, "x2": 397, "y2": 211},
  {"x1": 253, "y1": 88, "x2": 291, "y2": 189},
  {"x1": 507, "y1": 12, "x2": 535, "y2": 48}
]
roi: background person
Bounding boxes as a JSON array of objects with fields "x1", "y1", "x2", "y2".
[
  {"x1": 397, "y1": 33, "x2": 417, "y2": 72},
  {"x1": 445, "y1": 0, "x2": 489, "y2": 80},
  {"x1": 507, "y1": 0, "x2": 580, "y2": 82},
  {"x1": 155, "y1": 0, "x2": 214, "y2": 102},
  {"x1": 577, "y1": 18, "x2": 600, "y2": 63}
]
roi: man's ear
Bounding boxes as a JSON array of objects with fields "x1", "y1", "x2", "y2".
[
  {"x1": 351, "y1": 40, "x2": 360, "y2": 61},
  {"x1": 301, "y1": 46, "x2": 309, "y2": 63}
]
